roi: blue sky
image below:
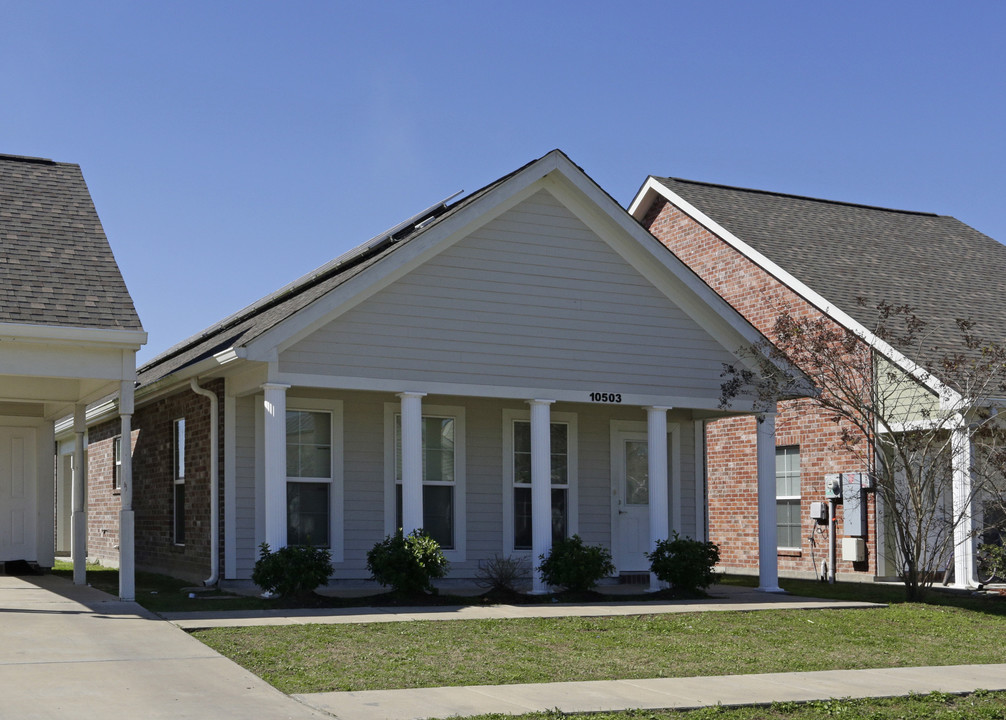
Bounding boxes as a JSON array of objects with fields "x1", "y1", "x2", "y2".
[{"x1": 4, "y1": 2, "x2": 1005, "y2": 364}]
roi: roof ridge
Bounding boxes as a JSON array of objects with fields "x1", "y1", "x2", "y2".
[{"x1": 658, "y1": 176, "x2": 940, "y2": 218}]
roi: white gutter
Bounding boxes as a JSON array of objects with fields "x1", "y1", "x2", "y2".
[{"x1": 190, "y1": 378, "x2": 220, "y2": 587}]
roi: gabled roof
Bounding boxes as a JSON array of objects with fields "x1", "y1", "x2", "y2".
[
  {"x1": 138, "y1": 151, "x2": 798, "y2": 405},
  {"x1": 631, "y1": 176, "x2": 1006, "y2": 393},
  {"x1": 0, "y1": 154, "x2": 143, "y2": 332}
]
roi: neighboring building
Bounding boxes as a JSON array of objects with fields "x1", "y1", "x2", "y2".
[
  {"x1": 630, "y1": 176, "x2": 1006, "y2": 587},
  {"x1": 82, "y1": 151, "x2": 795, "y2": 592},
  {"x1": 0, "y1": 153, "x2": 145, "y2": 597}
]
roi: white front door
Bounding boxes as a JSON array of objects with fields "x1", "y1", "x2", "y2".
[
  {"x1": 612, "y1": 429, "x2": 650, "y2": 571},
  {"x1": 0, "y1": 427, "x2": 36, "y2": 561}
]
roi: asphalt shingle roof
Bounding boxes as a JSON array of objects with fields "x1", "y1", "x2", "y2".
[
  {"x1": 0, "y1": 153, "x2": 142, "y2": 331},
  {"x1": 654, "y1": 177, "x2": 1006, "y2": 372}
]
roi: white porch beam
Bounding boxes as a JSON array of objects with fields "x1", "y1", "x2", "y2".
[
  {"x1": 262, "y1": 383, "x2": 290, "y2": 550},
  {"x1": 118, "y1": 379, "x2": 135, "y2": 601},
  {"x1": 398, "y1": 392, "x2": 426, "y2": 535},
  {"x1": 529, "y1": 399, "x2": 554, "y2": 594},
  {"x1": 646, "y1": 406, "x2": 671, "y2": 592},
  {"x1": 756, "y1": 410, "x2": 783, "y2": 593},
  {"x1": 71, "y1": 404, "x2": 87, "y2": 585},
  {"x1": 952, "y1": 425, "x2": 975, "y2": 588}
]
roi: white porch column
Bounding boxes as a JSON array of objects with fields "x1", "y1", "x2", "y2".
[
  {"x1": 118, "y1": 380, "x2": 136, "y2": 601},
  {"x1": 529, "y1": 399, "x2": 554, "y2": 594},
  {"x1": 262, "y1": 383, "x2": 290, "y2": 550},
  {"x1": 756, "y1": 410, "x2": 783, "y2": 593},
  {"x1": 71, "y1": 403, "x2": 87, "y2": 585},
  {"x1": 398, "y1": 392, "x2": 426, "y2": 535},
  {"x1": 951, "y1": 425, "x2": 975, "y2": 588},
  {"x1": 646, "y1": 406, "x2": 671, "y2": 592}
]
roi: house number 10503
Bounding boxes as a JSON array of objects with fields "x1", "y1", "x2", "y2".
[{"x1": 589, "y1": 392, "x2": 622, "y2": 403}]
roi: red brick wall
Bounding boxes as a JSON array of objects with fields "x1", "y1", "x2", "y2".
[
  {"x1": 643, "y1": 198, "x2": 877, "y2": 577},
  {"x1": 87, "y1": 380, "x2": 224, "y2": 583}
]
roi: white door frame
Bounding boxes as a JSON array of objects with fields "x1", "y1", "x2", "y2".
[{"x1": 610, "y1": 419, "x2": 680, "y2": 573}]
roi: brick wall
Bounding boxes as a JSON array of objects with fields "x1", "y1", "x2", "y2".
[
  {"x1": 643, "y1": 198, "x2": 877, "y2": 577},
  {"x1": 87, "y1": 379, "x2": 224, "y2": 583}
]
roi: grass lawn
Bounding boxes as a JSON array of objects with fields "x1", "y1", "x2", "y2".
[
  {"x1": 193, "y1": 583, "x2": 1006, "y2": 694},
  {"x1": 466, "y1": 692, "x2": 1006, "y2": 720}
]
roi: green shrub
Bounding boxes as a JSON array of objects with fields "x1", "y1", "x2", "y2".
[
  {"x1": 537, "y1": 534, "x2": 614, "y2": 592},
  {"x1": 475, "y1": 554, "x2": 530, "y2": 594},
  {"x1": 366, "y1": 529, "x2": 449, "y2": 595},
  {"x1": 646, "y1": 532, "x2": 720, "y2": 593},
  {"x1": 252, "y1": 542, "x2": 333, "y2": 600}
]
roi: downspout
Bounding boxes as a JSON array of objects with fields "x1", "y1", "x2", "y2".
[{"x1": 190, "y1": 379, "x2": 220, "y2": 587}]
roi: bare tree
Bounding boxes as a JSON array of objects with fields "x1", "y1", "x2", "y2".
[{"x1": 721, "y1": 301, "x2": 1006, "y2": 600}]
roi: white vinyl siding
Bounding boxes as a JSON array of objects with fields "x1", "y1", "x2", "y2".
[{"x1": 279, "y1": 190, "x2": 743, "y2": 397}]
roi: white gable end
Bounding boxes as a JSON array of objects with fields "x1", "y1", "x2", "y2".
[{"x1": 279, "y1": 190, "x2": 742, "y2": 401}]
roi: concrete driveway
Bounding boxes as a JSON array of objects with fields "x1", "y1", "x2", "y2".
[{"x1": 0, "y1": 574, "x2": 327, "y2": 719}]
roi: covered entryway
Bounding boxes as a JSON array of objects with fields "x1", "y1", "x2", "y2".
[{"x1": 0, "y1": 153, "x2": 146, "y2": 598}]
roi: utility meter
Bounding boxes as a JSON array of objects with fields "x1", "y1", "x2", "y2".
[{"x1": 824, "y1": 473, "x2": 842, "y2": 500}]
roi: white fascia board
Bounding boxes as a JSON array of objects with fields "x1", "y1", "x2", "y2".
[
  {"x1": 0, "y1": 322, "x2": 147, "y2": 349},
  {"x1": 628, "y1": 178, "x2": 957, "y2": 403},
  {"x1": 242, "y1": 152, "x2": 566, "y2": 361}
]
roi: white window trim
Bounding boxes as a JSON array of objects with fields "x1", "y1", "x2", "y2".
[
  {"x1": 502, "y1": 408, "x2": 578, "y2": 554},
  {"x1": 286, "y1": 398, "x2": 344, "y2": 562},
  {"x1": 383, "y1": 402, "x2": 466, "y2": 562},
  {"x1": 776, "y1": 445, "x2": 801, "y2": 551}
]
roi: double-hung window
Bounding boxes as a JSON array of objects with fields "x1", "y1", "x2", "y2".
[
  {"x1": 385, "y1": 403, "x2": 466, "y2": 559},
  {"x1": 503, "y1": 409, "x2": 578, "y2": 552},
  {"x1": 776, "y1": 445, "x2": 801, "y2": 549},
  {"x1": 286, "y1": 409, "x2": 332, "y2": 547},
  {"x1": 173, "y1": 419, "x2": 185, "y2": 545}
]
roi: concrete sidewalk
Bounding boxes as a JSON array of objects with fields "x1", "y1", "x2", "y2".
[
  {"x1": 163, "y1": 583, "x2": 885, "y2": 630},
  {"x1": 0, "y1": 574, "x2": 328, "y2": 720},
  {"x1": 296, "y1": 664, "x2": 1006, "y2": 720}
]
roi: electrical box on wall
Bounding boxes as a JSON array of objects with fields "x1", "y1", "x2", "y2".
[
  {"x1": 809, "y1": 501, "x2": 827, "y2": 522},
  {"x1": 842, "y1": 537, "x2": 866, "y2": 562},
  {"x1": 824, "y1": 473, "x2": 842, "y2": 500},
  {"x1": 842, "y1": 473, "x2": 867, "y2": 537}
]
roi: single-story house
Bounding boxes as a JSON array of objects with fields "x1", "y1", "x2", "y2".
[
  {"x1": 630, "y1": 175, "x2": 1006, "y2": 588},
  {"x1": 79, "y1": 150, "x2": 798, "y2": 593},
  {"x1": 0, "y1": 153, "x2": 145, "y2": 598}
]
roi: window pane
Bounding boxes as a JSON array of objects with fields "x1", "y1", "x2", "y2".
[
  {"x1": 625, "y1": 440, "x2": 649, "y2": 505},
  {"x1": 775, "y1": 446, "x2": 800, "y2": 497},
  {"x1": 287, "y1": 411, "x2": 331, "y2": 478},
  {"x1": 551, "y1": 454, "x2": 567, "y2": 486},
  {"x1": 174, "y1": 419, "x2": 185, "y2": 480},
  {"x1": 514, "y1": 452, "x2": 531, "y2": 485},
  {"x1": 550, "y1": 424, "x2": 567, "y2": 454},
  {"x1": 173, "y1": 484, "x2": 185, "y2": 544},
  {"x1": 777, "y1": 499, "x2": 801, "y2": 549},
  {"x1": 423, "y1": 485, "x2": 454, "y2": 549},
  {"x1": 514, "y1": 486, "x2": 532, "y2": 549},
  {"x1": 514, "y1": 421, "x2": 531, "y2": 453},
  {"x1": 287, "y1": 482, "x2": 330, "y2": 547}
]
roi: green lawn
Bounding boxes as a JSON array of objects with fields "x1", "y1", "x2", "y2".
[
  {"x1": 194, "y1": 598, "x2": 1006, "y2": 694},
  {"x1": 467, "y1": 692, "x2": 1006, "y2": 720}
]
